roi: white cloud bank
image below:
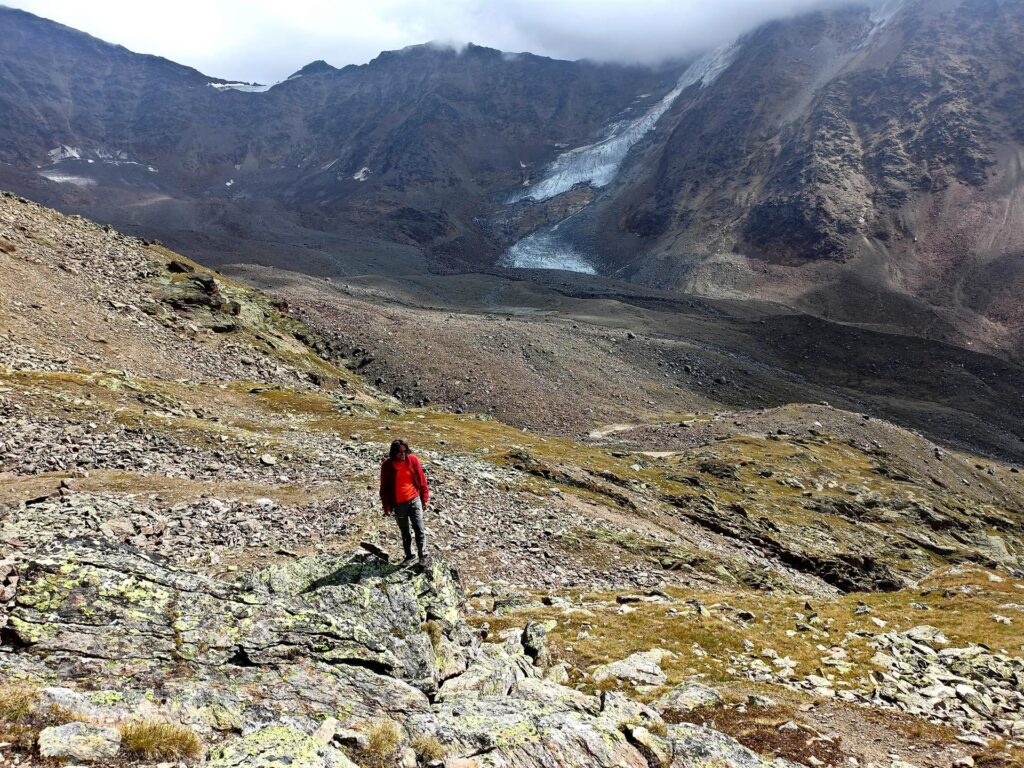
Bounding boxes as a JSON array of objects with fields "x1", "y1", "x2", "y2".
[{"x1": 7, "y1": 0, "x2": 865, "y2": 83}]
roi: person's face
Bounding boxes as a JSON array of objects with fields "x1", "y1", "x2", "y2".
[{"x1": 395, "y1": 445, "x2": 408, "y2": 460}]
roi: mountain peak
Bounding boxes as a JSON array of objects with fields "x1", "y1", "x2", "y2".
[{"x1": 288, "y1": 59, "x2": 337, "y2": 78}]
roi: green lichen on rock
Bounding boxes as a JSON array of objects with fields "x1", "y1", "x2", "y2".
[
  {"x1": 0, "y1": 538, "x2": 801, "y2": 768},
  {"x1": 38, "y1": 722, "x2": 122, "y2": 761},
  {"x1": 206, "y1": 725, "x2": 357, "y2": 768}
]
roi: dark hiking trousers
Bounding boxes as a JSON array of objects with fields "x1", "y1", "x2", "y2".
[{"x1": 394, "y1": 497, "x2": 426, "y2": 558}]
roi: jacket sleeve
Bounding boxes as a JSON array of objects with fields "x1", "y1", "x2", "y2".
[{"x1": 415, "y1": 456, "x2": 430, "y2": 506}]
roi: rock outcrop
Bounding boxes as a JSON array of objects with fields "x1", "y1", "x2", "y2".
[{"x1": 0, "y1": 539, "x2": 789, "y2": 767}]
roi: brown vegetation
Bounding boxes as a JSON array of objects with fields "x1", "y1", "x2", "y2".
[{"x1": 120, "y1": 719, "x2": 204, "y2": 761}]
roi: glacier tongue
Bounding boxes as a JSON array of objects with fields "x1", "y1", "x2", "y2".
[
  {"x1": 511, "y1": 42, "x2": 739, "y2": 205},
  {"x1": 504, "y1": 229, "x2": 596, "y2": 274}
]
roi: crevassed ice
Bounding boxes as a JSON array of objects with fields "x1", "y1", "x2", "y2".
[
  {"x1": 48, "y1": 145, "x2": 81, "y2": 162},
  {"x1": 504, "y1": 230, "x2": 596, "y2": 274},
  {"x1": 510, "y1": 42, "x2": 739, "y2": 204}
]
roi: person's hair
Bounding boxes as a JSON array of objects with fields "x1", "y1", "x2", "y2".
[{"x1": 389, "y1": 439, "x2": 410, "y2": 459}]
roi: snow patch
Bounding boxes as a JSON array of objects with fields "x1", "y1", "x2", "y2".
[
  {"x1": 94, "y1": 148, "x2": 130, "y2": 162},
  {"x1": 504, "y1": 229, "x2": 596, "y2": 274},
  {"x1": 509, "y1": 42, "x2": 739, "y2": 204},
  {"x1": 225, "y1": 179, "x2": 235, "y2": 187},
  {"x1": 208, "y1": 82, "x2": 273, "y2": 93},
  {"x1": 48, "y1": 145, "x2": 81, "y2": 162},
  {"x1": 39, "y1": 170, "x2": 96, "y2": 187},
  {"x1": 352, "y1": 167, "x2": 370, "y2": 181}
]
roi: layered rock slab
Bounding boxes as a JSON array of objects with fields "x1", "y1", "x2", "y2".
[{"x1": 1, "y1": 539, "x2": 789, "y2": 767}]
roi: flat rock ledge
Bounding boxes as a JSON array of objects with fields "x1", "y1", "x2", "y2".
[{"x1": 0, "y1": 537, "x2": 794, "y2": 767}]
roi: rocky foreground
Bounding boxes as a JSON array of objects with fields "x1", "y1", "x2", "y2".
[{"x1": 1, "y1": 537, "x2": 793, "y2": 768}]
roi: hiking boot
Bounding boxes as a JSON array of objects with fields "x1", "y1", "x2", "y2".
[
  {"x1": 417, "y1": 554, "x2": 430, "y2": 568},
  {"x1": 401, "y1": 553, "x2": 416, "y2": 566}
]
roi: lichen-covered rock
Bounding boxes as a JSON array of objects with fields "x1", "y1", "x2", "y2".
[
  {"x1": 591, "y1": 648, "x2": 674, "y2": 688},
  {"x1": 521, "y1": 619, "x2": 557, "y2": 668},
  {"x1": 421, "y1": 696, "x2": 650, "y2": 768},
  {"x1": 37, "y1": 721, "x2": 121, "y2": 761},
  {"x1": 654, "y1": 680, "x2": 724, "y2": 713},
  {"x1": 437, "y1": 631, "x2": 538, "y2": 700},
  {"x1": 668, "y1": 722, "x2": 776, "y2": 767},
  {"x1": 8, "y1": 537, "x2": 467, "y2": 693},
  {"x1": 206, "y1": 725, "x2": 358, "y2": 768},
  {"x1": 2, "y1": 539, "x2": 797, "y2": 768}
]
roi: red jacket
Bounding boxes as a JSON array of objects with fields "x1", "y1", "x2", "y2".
[{"x1": 380, "y1": 454, "x2": 430, "y2": 509}]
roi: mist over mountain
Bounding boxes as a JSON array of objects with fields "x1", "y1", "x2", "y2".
[{"x1": 5, "y1": 0, "x2": 874, "y2": 82}]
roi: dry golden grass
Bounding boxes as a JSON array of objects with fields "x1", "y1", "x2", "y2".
[
  {"x1": 353, "y1": 719, "x2": 403, "y2": 768},
  {"x1": 477, "y1": 565, "x2": 1024, "y2": 698},
  {"x1": 0, "y1": 683, "x2": 38, "y2": 722},
  {"x1": 422, "y1": 620, "x2": 444, "y2": 649},
  {"x1": 0, "y1": 683, "x2": 88, "y2": 756},
  {"x1": 0, "y1": 684, "x2": 39, "y2": 753},
  {"x1": 975, "y1": 742, "x2": 1024, "y2": 768},
  {"x1": 412, "y1": 733, "x2": 447, "y2": 763},
  {"x1": 120, "y1": 719, "x2": 204, "y2": 761}
]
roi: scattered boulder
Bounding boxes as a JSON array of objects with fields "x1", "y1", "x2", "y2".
[
  {"x1": 654, "y1": 680, "x2": 724, "y2": 713},
  {"x1": 592, "y1": 648, "x2": 674, "y2": 688}
]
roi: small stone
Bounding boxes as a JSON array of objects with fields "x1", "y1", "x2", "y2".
[
  {"x1": 313, "y1": 716, "x2": 339, "y2": 745},
  {"x1": 399, "y1": 746, "x2": 418, "y2": 768},
  {"x1": 259, "y1": 453, "x2": 278, "y2": 465},
  {"x1": 38, "y1": 722, "x2": 121, "y2": 761}
]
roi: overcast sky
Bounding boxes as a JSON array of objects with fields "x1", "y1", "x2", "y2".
[{"x1": 7, "y1": 0, "x2": 861, "y2": 83}]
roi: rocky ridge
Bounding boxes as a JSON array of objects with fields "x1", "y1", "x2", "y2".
[{"x1": 0, "y1": 537, "x2": 790, "y2": 768}]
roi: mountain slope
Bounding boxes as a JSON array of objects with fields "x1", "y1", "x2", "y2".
[
  {"x1": 1, "y1": 2, "x2": 1023, "y2": 361},
  {"x1": 0, "y1": 5, "x2": 679, "y2": 272},
  {"x1": 572, "y1": 0, "x2": 1024, "y2": 359}
]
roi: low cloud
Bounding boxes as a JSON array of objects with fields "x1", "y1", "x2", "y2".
[{"x1": 9, "y1": 0, "x2": 870, "y2": 83}]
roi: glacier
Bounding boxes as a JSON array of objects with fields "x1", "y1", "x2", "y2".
[
  {"x1": 510, "y1": 42, "x2": 739, "y2": 205},
  {"x1": 502, "y1": 41, "x2": 740, "y2": 273},
  {"x1": 504, "y1": 229, "x2": 596, "y2": 274}
]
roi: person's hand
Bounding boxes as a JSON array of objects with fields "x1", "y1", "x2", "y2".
[{"x1": 381, "y1": 506, "x2": 392, "y2": 517}]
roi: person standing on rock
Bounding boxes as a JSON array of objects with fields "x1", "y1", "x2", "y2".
[{"x1": 380, "y1": 438, "x2": 430, "y2": 566}]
